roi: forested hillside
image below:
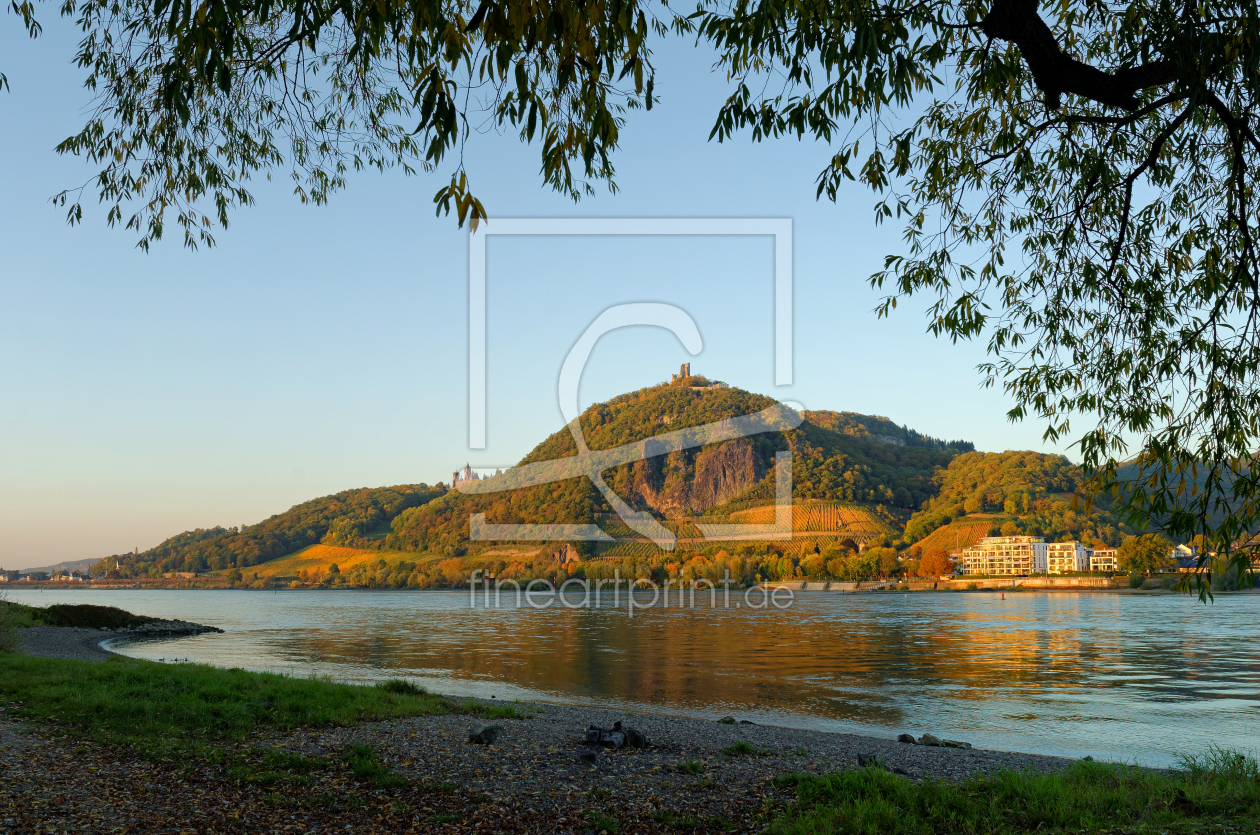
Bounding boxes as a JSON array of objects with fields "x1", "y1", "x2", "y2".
[
  {"x1": 386, "y1": 379, "x2": 967, "y2": 554},
  {"x1": 801, "y1": 410, "x2": 973, "y2": 453},
  {"x1": 902, "y1": 451, "x2": 1123, "y2": 549},
  {"x1": 95, "y1": 485, "x2": 444, "y2": 577}
]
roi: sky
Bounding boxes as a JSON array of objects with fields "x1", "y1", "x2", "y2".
[{"x1": 0, "y1": 18, "x2": 1070, "y2": 569}]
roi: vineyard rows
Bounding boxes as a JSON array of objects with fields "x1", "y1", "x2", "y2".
[
  {"x1": 912, "y1": 520, "x2": 992, "y2": 553},
  {"x1": 596, "y1": 540, "x2": 665, "y2": 559},
  {"x1": 728, "y1": 502, "x2": 894, "y2": 534}
]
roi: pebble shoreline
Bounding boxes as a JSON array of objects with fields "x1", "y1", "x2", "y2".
[
  {"x1": 294, "y1": 700, "x2": 1078, "y2": 792},
  {"x1": 17, "y1": 624, "x2": 1079, "y2": 788},
  {"x1": 18, "y1": 619, "x2": 222, "y2": 663}
]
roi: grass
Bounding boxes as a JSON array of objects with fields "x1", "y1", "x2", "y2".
[
  {"x1": 677, "y1": 759, "x2": 705, "y2": 774},
  {"x1": 651, "y1": 810, "x2": 736, "y2": 831},
  {"x1": 769, "y1": 749, "x2": 1260, "y2": 835},
  {"x1": 225, "y1": 747, "x2": 330, "y2": 786},
  {"x1": 583, "y1": 809, "x2": 621, "y2": 832},
  {"x1": 343, "y1": 741, "x2": 408, "y2": 788},
  {"x1": 0, "y1": 653, "x2": 521, "y2": 759},
  {"x1": 723, "y1": 740, "x2": 774, "y2": 757}
]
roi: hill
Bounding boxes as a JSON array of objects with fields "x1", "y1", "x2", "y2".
[
  {"x1": 902, "y1": 451, "x2": 1124, "y2": 553},
  {"x1": 800, "y1": 410, "x2": 973, "y2": 453},
  {"x1": 10, "y1": 558, "x2": 97, "y2": 575},
  {"x1": 385, "y1": 378, "x2": 968, "y2": 554},
  {"x1": 93, "y1": 378, "x2": 980, "y2": 586},
  {"x1": 96, "y1": 485, "x2": 444, "y2": 578}
]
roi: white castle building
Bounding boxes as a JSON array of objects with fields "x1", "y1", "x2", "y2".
[{"x1": 452, "y1": 463, "x2": 482, "y2": 489}]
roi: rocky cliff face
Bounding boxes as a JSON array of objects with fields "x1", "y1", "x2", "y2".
[{"x1": 612, "y1": 438, "x2": 767, "y2": 518}]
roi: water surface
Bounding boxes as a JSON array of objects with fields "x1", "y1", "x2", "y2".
[{"x1": 9, "y1": 588, "x2": 1257, "y2": 767}]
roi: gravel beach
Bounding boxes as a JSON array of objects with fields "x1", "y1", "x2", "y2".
[
  {"x1": 4, "y1": 627, "x2": 1081, "y2": 833},
  {"x1": 0, "y1": 692, "x2": 1080, "y2": 835},
  {"x1": 18, "y1": 626, "x2": 116, "y2": 661},
  {"x1": 287, "y1": 699, "x2": 1075, "y2": 798},
  {"x1": 17, "y1": 618, "x2": 222, "y2": 663}
]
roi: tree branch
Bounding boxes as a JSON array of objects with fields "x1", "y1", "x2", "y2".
[{"x1": 980, "y1": 0, "x2": 1176, "y2": 110}]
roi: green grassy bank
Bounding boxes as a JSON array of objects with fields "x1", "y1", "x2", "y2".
[
  {"x1": 0, "y1": 653, "x2": 520, "y2": 760},
  {"x1": 770, "y1": 753, "x2": 1260, "y2": 834}
]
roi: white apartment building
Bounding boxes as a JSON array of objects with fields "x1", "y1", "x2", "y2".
[
  {"x1": 1047, "y1": 541, "x2": 1090, "y2": 574},
  {"x1": 956, "y1": 536, "x2": 1048, "y2": 576},
  {"x1": 1090, "y1": 547, "x2": 1118, "y2": 572}
]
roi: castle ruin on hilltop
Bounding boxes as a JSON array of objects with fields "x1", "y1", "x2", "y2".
[{"x1": 670, "y1": 362, "x2": 729, "y2": 389}]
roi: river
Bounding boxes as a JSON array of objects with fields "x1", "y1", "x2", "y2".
[{"x1": 7, "y1": 588, "x2": 1257, "y2": 767}]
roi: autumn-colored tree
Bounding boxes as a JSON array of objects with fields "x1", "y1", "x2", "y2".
[
  {"x1": 918, "y1": 549, "x2": 954, "y2": 578},
  {"x1": 801, "y1": 553, "x2": 827, "y2": 578},
  {"x1": 863, "y1": 547, "x2": 900, "y2": 577},
  {"x1": 438, "y1": 559, "x2": 468, "y2": 586}
]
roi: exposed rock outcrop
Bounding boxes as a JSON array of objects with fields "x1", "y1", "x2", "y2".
[{"x1": 618, "y1": 438, "x2": 766, "y2": 519}]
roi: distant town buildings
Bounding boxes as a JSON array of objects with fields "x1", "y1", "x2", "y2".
[
  {"x1": 955, "y1": 537, "x2": 1160, "y2": 576},
  {"x1": 955, "y1": 536, "x2": 1049, "y2": 576},
  {"x1": 1089, "y1": 547, "x2": 1118, "y2": 572},
  {"x1": 1047, "y1": 541, "x2": 1090, "y2": 574}
]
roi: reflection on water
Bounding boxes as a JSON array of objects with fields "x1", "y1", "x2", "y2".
[{"x1": 9, "y1": 588, "x2": 1259, "y2": 766}]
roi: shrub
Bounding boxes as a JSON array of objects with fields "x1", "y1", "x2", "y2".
[
  {"x1": 40, "y1": 604, "x2": 156, "y2": 629},
  {"x1": 1128, "y1": 573, "x2": 1145, "y2": 588},
  {"x1": 1212, "y1": 565, "x2": 1242, "y2": 591},
  {"x1": 0, "y1": 596, "x2": 21, "y2": 653},
  {"x1": 376, "y1": 678, "x2": 426, "y2": 696}
]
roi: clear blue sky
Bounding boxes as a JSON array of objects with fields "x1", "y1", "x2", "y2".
[{"x1": 0, "y1": 19, "x2": 1068, "y2": 568}]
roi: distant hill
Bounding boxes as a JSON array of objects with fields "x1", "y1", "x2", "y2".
[
  {"x1": 903, "y1": 451, "x2": 1124, "y2": 552},
  {"x1": 11, "y1": 558, "x2": 96, "y2": 575},
  {"x1": 1110, "y1": 458, "x2": 1248, "y2": 536},
  {"x1": 98, "y1": 485, "x2": 444, "y2": 577},
  {"x1": 801, "y1": 410, "x2": 973, "y2": 453}
]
